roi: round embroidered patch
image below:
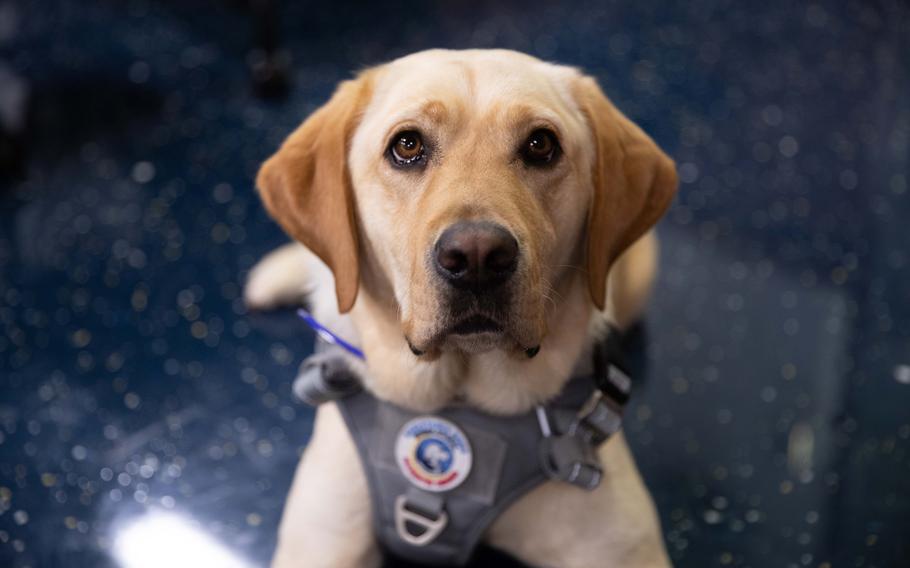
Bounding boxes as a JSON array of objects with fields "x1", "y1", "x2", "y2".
[{"x1": 395, "y1": 416, "x2": 473, "y2": 492}]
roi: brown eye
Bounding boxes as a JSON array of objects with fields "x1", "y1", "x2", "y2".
[
  {"x1": 389, "y1": 130, "x2": 425, "y2": 167},
  {"x1": 522, "y1": 129, "x2": 559, "y2": 165}
]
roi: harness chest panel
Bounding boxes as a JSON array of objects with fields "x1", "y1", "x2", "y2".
[
  {"x1": 336, "y1": 375, "x2": 603, "y2": 566},
  {"x1": 339, "y1": 393, "x2": 536, "y2": 565}
]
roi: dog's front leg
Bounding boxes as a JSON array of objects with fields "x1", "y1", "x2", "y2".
[{"x1": 271, "y1": 403, "x2": 380, "y2": 568}]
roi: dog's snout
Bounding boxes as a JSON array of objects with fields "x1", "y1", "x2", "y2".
[{"x1": 434, "y1": 222, "x2": 518, "y2": 290}]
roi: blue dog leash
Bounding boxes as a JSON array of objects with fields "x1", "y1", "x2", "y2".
[{"x1": 297, "y1": 308, "x2": 366, "y2": 360}]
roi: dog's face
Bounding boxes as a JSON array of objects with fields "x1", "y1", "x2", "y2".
[
  {"x1": 348, "y1": 51, "x2": 594, "y2": 356},
  {"x1": 257, "y1": 50, "x2": 676, "y2": 359}
]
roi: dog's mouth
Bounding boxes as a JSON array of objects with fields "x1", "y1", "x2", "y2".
[
  {"x1": 404, "y1": 290, "x2": 543, "y2": 357},
  {"x1": 449, "y1": 314, "x2": 503, "y2": 336},
  {"x1": 439, "y1": 312, "x2": 508, "y2": 355},
  {"x1": 405, "y1": 312, "x2": 509, "y2": 356}
]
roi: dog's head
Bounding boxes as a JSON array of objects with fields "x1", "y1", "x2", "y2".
[{"x1": 257, "y1": 50, "x2": 676, "y2": 358}]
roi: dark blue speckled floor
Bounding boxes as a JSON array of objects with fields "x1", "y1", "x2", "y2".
[{"x1": 1, "y1": 1, "x2": 908, "y2": 567}]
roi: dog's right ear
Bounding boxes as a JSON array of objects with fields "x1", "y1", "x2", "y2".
[{"x1": 256, "y1": 75, "x2": 373, "y2": 313}]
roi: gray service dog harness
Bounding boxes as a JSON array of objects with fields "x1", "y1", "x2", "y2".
[{"x1": 293, "y1": 310, "x2": 632, "y2": 566}]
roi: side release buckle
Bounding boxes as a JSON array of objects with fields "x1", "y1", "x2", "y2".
[{"x1": 571, "y1": 390, "x2": 624, "y2": 446}]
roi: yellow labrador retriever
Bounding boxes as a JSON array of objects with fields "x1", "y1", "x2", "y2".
[{"x1": 245, "y1": 49, "x2": 677, "y2": 567}]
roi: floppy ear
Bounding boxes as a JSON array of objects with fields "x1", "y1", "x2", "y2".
[
  {"x1": 256, "y1": 75, "x2": 373, "y2": 313},
  {"x1": 575, "y1": 76, "x2": 678, "y2": 310}
]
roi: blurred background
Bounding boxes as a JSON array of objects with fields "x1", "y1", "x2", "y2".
[{"x1": 1, "y1": 0, "x2": 908, "y2": 566}]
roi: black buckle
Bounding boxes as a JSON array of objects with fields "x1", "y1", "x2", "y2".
[{"x1": 592, "y1": 327, "x2": 632, "y2": 406}]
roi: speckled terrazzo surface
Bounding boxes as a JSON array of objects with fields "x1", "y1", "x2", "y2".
[{"x1": 1, "y1": 1, "x2": 908, "y2": 567}]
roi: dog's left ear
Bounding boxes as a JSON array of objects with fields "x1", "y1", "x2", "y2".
[
  {"x1": 256, "y1": 74, "x2": 373, "y2": 313},
  {"x1": 574, "y1": 76, "x2": 678, "y2": 311}
]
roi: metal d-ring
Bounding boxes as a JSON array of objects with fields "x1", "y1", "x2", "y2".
[{"x1": 394, "y1": 495, "x2": 449, "y2": 546}]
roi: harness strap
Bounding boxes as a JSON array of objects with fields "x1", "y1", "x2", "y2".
[{"x1": 534, "y1": 325, "x2": 630, "y2": 489}]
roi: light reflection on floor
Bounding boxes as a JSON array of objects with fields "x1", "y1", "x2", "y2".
[{"x1": 112, "y1": 510, "x2": 253, "y2": 568}]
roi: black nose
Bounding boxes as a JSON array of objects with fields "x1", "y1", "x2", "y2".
[{"x1": 434, "y1": 222, "x2": 519, "y2": 290}]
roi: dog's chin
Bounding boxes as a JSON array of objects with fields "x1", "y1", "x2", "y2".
[{"x1": 441, "y1": 330, "x2": 508, "y2": 354}]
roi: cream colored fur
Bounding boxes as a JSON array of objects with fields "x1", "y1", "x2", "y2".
[{"x1": 246, "y1": 49, "x2": 673, "y2": 568}]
